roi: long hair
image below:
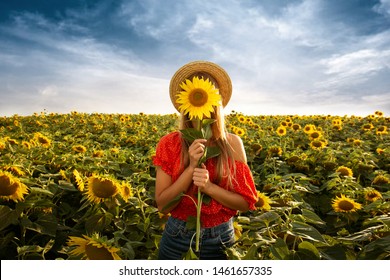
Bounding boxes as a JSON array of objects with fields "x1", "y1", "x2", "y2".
[{"x1": 179, "y1": 106, "x2": 236, "y2": 188}]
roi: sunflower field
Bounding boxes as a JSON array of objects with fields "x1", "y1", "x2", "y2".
[{"x1": 0, "y1": 111, "x2": 389, "y2": 260}]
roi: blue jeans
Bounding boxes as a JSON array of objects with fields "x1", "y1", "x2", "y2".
[{"x1": 158, "y1": 216, "x2": 235, "y2": 260}]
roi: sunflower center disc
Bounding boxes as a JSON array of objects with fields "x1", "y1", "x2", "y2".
[
  {"x1": 189, "y1": 89, "x2": 208, "y2": 107},
  {"x1": 0, "y1": 177, "x2": 18, "y2": 196},
  {"x1": 339, "y1": 200, "x2": 354, "y2": 211},
  {"x1": 92, "y1": 179, "x2": 117, "y2": 198},
  {"x1": 85, "y1": 244, "x2": 115, "y2": 260}
]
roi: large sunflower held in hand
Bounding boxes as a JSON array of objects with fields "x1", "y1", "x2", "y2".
[{"x1": 176, "y1": 76, "x2": 221, "y2": 120}]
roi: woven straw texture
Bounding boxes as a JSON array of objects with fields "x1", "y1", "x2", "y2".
[{"x1": 169, "y1": 61, "x2": 232, "y2": 111}]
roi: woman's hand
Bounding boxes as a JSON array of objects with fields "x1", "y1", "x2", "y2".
[
  {"x1": 193, "y1": 163, "x2": 213, "y2": 193},
  {"x1": 188, "y1": 139, "x2": 207, "y2": 168}
]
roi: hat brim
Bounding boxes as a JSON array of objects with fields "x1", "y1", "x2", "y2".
[{"x1": 169, "y1": 61, "x2": 232, "y2": 112}]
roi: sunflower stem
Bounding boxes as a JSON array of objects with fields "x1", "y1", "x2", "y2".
[{"x1": 195, "y1": 189, "x2": 203, "y2": 253}]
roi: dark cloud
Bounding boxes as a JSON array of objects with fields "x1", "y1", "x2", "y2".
[{"x1": 0, "y1": 0, "x2": 389, "y2": 116}]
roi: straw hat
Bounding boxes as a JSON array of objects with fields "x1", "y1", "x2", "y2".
[{"x1": 169, "y1": 61, "x2": 232, "y2": 112}]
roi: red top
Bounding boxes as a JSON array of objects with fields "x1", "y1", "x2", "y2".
[{"x1": 153, "y1": 131, "x2": 258, "y2": 228}]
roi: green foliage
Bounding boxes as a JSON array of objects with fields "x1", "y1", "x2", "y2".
[{"x1": 0, "y1": 111, "x2": 389, "y2": 259}]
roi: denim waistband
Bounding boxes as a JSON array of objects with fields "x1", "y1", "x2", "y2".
[{"x1": 167, "y1": 216, "x2": 233, "y2": 239}]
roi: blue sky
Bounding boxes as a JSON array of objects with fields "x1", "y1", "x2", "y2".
[{"x1": 1, "y1": 0, "x2": 389, "y2": 117}]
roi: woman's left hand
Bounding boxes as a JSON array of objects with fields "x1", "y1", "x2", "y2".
[{"x1": 192, "y1": 164, "x2": 213, "y2": 193}]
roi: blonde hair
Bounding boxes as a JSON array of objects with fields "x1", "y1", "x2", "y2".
[{"x1": 179, "y1": 106, "x2": 236, "y2": 188}]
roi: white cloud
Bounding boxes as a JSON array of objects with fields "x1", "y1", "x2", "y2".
[
  {"x1": 0, "y1": 0, "x2": 389, "y2": 117},
  {"x1": 374, "y1": 0, "x2": 390, "y2": 17},
  {"x1": 40, "y1": 85, "x2": 59, "y2": 97},
  {"x1": 319, "y1": 49, "x2": 390, "y2": 85}
]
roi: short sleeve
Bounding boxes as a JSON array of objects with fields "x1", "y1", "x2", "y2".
[
  {"x1": 152, "y1": 132, "x2": 182, "y2": 177},
  {"x1": 233, "y1": 161, "x2": 258, "y2": 210}
]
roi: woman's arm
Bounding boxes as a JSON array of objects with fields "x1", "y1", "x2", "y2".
[
  {"x1": 155, "y1": 165, "x2": 194, "y2": 213},
  {"x1": 192, "y1": 133, "x2": 252, "y2": 211},
  {"x1": 193, "y1": 166, "x2": 250, "y2": 212},
  {"x1": 155, "y1": 139, "x2": 207, "y2": 213}
]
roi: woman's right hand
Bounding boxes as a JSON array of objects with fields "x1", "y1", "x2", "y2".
[{"x1": 188, "y1": 139, "x2": 207, "y2": 168}]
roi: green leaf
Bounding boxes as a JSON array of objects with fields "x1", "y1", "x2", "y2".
[
  {"x1": 23, "y1": 214, "x2": 58, "y2": 237},
  {"x1": 85, "y1": 212, "x2": 113, "y2": 233},
  {"x1": 180, "y1": 128, "x2": 203, "y2": 143},
  {"x1": 184, "y1": 246, "x2": 199, "y2": 260},
  {"x1": 143, "y1": 217, "x2": 150, "y2": 232},
  {"x1": 288, "y1": 221, "x2": 327, "y2": 244},
  {"x1": 270, "y1": 238, "x2": 290, "y2": 260},
  {"x1": 337, "y1": 225, "x2": 383, "y2": 242},
  {"x1": 205, "y1": 146, "x2": 220, "y2": 160},
  {"x1": 358, "y1": 235, "x2": 390, "y2": 260},
  {"x1": 301, "y1": 209, "x2": 326, "y2": 226},
  {"x1": 297, "y1": 241, "x2": 320, "y2": 259},
  {"x1": 201, "y1": 119, "x2": 216, "y2": 140},
  {"x1": 253, "y1": 211, "x2": 281, "y2": 226},
  {"x1": 201, "y1": 119, "x2": 216, "y2": 128},
  {"x1": 58, "y1": 180, "x2": 78, "y2": 191},
  {"x1": 162, "y1": 192, "x2": 184, "y2": 212},
  {"x1": 121, "y1": 242, "x2": 136, "y2": 260},
  {"x1": 186, "y1": 215, "x2": 197, "y2": 230},
  {"x1": 202, "y1": 194, "x2": 211, "y2": 205},
  {"x1": 243, "y1": 243, "x2": 260, "y2": 260},
  {"x1": 0, "y1": 206, "x2": 18, "y2": 231},
  {"x1": 198, "y1": 146, "x2": 221, "y2": 166}
]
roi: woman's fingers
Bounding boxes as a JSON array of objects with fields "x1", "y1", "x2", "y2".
[
  {"x1": 188, "y1": 139, "x2": 207, "y2": 167},
  {"x1": 193, "y1": 167, "x2": 209, "y2": 188}
]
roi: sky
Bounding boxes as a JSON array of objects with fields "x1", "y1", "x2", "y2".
[{"x1": 0, "y1": 0, "x2": 389, "y2": 117}]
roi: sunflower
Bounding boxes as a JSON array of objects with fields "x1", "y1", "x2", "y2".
[
  {"x1": 72, "y1": 145, "x2": 87, "y2": 153},
  {"x1": 353, "y1": 139, "x2": 362, "y2": 146},
  {"x1": 92, "y1": 150, "x2": 105, "y2": 158},
  {"x1": 375, "y1": 110, "x2": 384, "y2": 117},
  {"x1": 292, "y1": 123, "x2": 301, "y2": 132},
  {"x1": 0, "y1": 170, "x2": 29, "y2": 202},
  {"x1": 309, "y1": 130, "x2": 322, "y2": 140},
  {"x1": 332, "y1": 124, "x2": 343, "y2": 131},
  {"x1": 73, "y1": 169, "x2": 85, "y2": 191},
  {"x1": 120, "y1": 181, "x2": 133, "y2": 202},
  {"x1": 22, "y1": 141, "x2": 32, "y2": 149},
  {"x1": 176, "y1": 76, "x2": 221, "y2": 120},
  {"x1": 237, "y1": 115, "x2": 247, "y2": 124},
  {"x1": 310, "y1": 139, "x2": 327, "y2": 150},
  {"x1": 332, "y1": 194, "x2": 362, "y2": 213},
  {"x1": 33, "y1": 132, "x2": 52, "y2": 148},
  {"x1": 303, "y1": 124, "x2": 316, "y2": 134},
  {"x1": 332, "y1": 118, "x2": 342, "y2": 126},
  {"x1": 376, "y1": 148, "x2": 385, "y2": 155},
  {"x1": 362, "y1": 123, "x2": 374, "y2": 131},
  {"x1": 251, "y1": 143, "x2": 263, "y2": 155},
  {"x1": 376, "y1": 126, "x2": 388, "y2": 135},
  {"x1": 233, "y1": 221, "x2": 243, "y2": 240},
  {"x1": 268, "y1": 146, "x2": 283, "y2": 156},
  {"x1": 67, "y1": 234, "x2": 121, "y2": 260},
  {"x1": 364, "y1": 188, "x2": 382, "y2": 202},
  {"x1": 7, "y1": 138, "x2": 18, "y2": 145},
  {"x1": 0, "y1": 139, "x2": 6, "y2": 150},
  {"x1": 233, "y1": 126, "x2": 246, "y2": 137},
  {"x1": 3, "y1": 166, "x2": 25, "y2": 176},
  {"x1": 255, "y1": 191, "x2": 271, "y2": 211},
  {"x1": 336, "y1": 166, "x2": 353, "y2": 177},
  {"x1": 86, "y1": 174, "x2": 120, "y2": 203},
  {"x1": 372, "y1": 175, "x2": 389, "y2": 185},
  {"x1": 276, "y1": 126, "x2": 287, "y2": 136}
]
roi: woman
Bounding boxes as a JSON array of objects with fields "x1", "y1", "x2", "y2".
[{"x1": 153, "y1": 61, "x2": 258, "y2": 259}]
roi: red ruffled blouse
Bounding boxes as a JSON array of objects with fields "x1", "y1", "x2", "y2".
[{"x1": 153, "y1": 131, "x2": 258, "y2": 228}]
